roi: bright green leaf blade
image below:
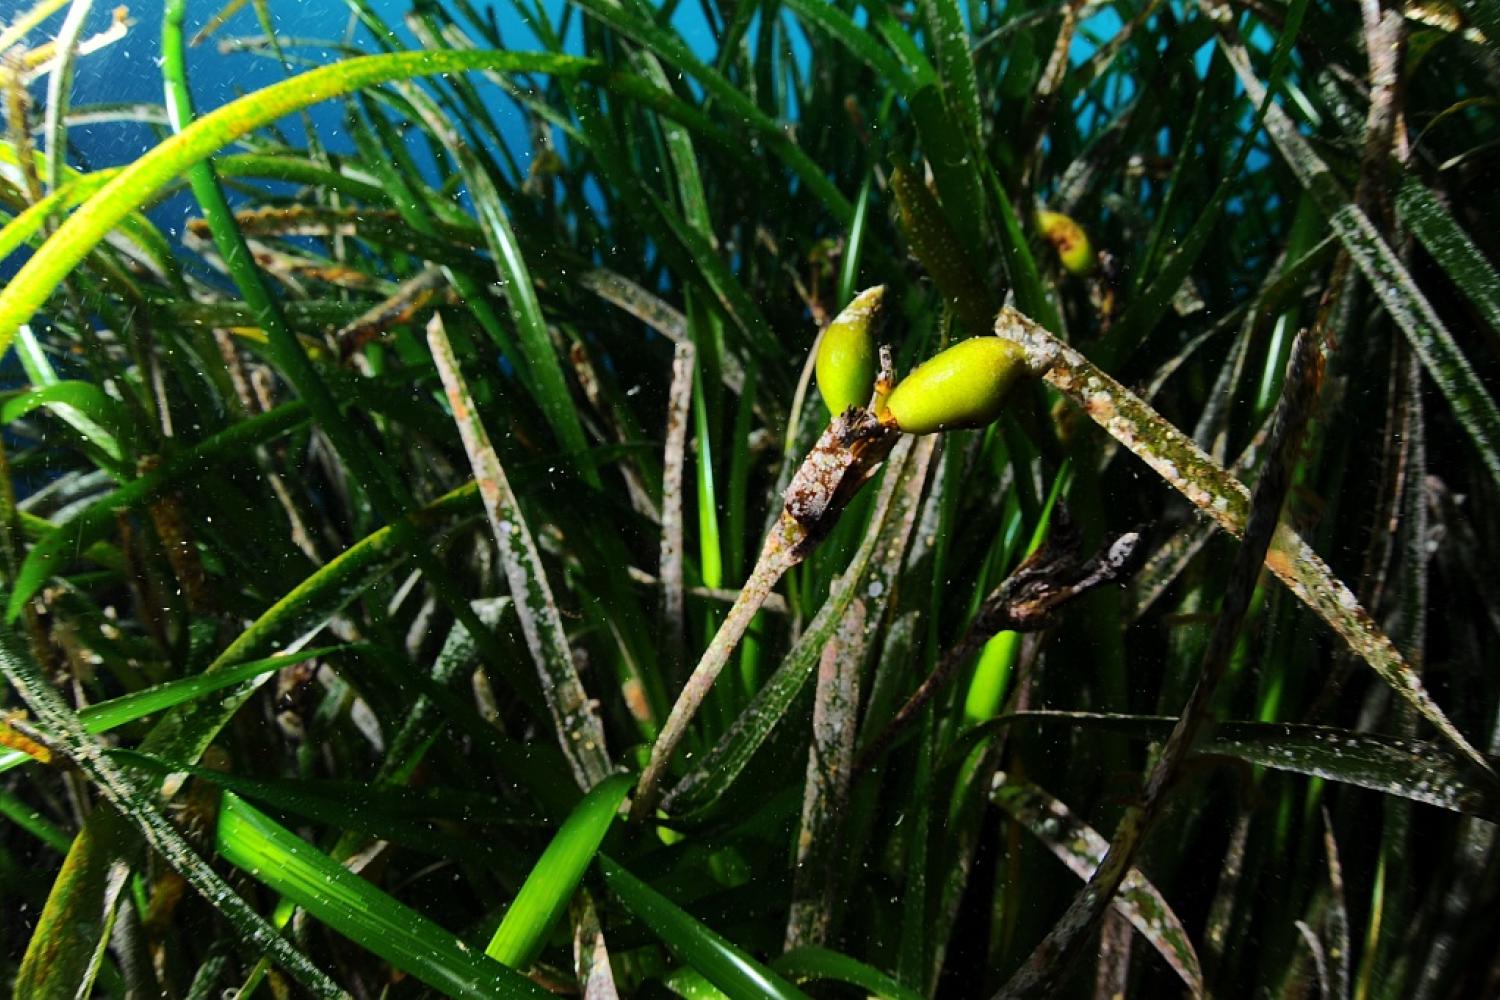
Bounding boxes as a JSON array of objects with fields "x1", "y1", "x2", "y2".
[
  {"x1": 691, "y1": 348, "x2": 724, "y2": 592},
  {"x1": 598, "y1": 855, "x2": 812, "y2": 1000},
  {"x1": 773, "y1": 946, "x2": 924, "y2": 1000},
  {"x1": 0, "y1": 49, "x2": 611, "y2": 351},
  {"x1": 0, "y1": 786, "x2": 72, "y2": 852},
  {"x1": 13, "y1": 323, "x2": 59, "y2": 386},
  {"x1": 663, "y1": 966, "x2": 732, "y2": 999},
  {"x1": 82, "y1": 649, "x2": 344, "y2": 734},
  {"x1": 487, "y1": 773, "x2": 633, "y2": 966},
  {"x1": 1, "y1": 380, "x2": 127, "y2": 463},
  {"x1": 216, "y1": 793, "x2": 548, "y2": 1000},
  {"x1": 0, "y1": 173, "x2": 105, "y2": 261},
  {"x1": 0, "y1": 156, "x2": 178, "y2": 282},
  {"x1": 0, "y1": 648, "x2": 346, "y2": 775},
  {"x1": 837, "y1": 176, "x2": 874, "y2": 308}
]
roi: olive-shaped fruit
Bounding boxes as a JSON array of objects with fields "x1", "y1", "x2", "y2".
[
  {"x1": 1036, "y1": 209, "x2": 1095, "y2": 276},
  {"x1": 815, "y1": 285, "x2": 884, "y2": 416},
  {"x1": 883, "y1": 336, "x2": 1027, "y2": 434}
]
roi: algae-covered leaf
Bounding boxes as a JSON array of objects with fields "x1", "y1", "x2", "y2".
[
  {"x1": 1212, "y1": 14, "x2": 1500, "y2": 496},
  {"x1": 998, "y1": 309, "x2": 1492, "y2": 775},
  {"x1": 991, "y1": 772, "x2": 1205, "y2": 995},
  {"x1": 428, "y1": 314, "x2": 612, "y2": 790},
  {"x1": 1397, "y1": 177, "x2": 1500, "y2": 344},
  {"x1": 217, "y1": 793, "x2": 547, "y2": 999},
  {"x1": 1002, "y1": 712, "x2": 1500, "y2": 820}
]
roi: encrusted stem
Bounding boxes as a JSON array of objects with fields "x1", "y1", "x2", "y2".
[
  {"x1": 630, "y1": 514, "x2": 804, "y2": 821},
  {"x1": 632, "y1": 399, "x2": 900, "y2": 821}
]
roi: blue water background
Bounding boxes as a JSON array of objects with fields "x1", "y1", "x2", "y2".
[
  {"x1": 60, "y1": 0, "x2": 694, "y2": 243},
  {"x1": 21, "y1": 0, "x2": 1134, "y2": 250}
]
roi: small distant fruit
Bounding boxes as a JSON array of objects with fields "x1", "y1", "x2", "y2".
[
  {"x1": 883, "y1": 336, "x2": 1028, "y2": 434},
  {"x1": 815, "y1": 285, "x2": 884, "y2": 416},
  {"x1": 1036, "y1": 209, "x2": 1095, "y2": 276}
]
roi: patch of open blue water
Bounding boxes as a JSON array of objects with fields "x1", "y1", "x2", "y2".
[{"x1": 5, "y1": 2, "x2": 722, "y2": 285}]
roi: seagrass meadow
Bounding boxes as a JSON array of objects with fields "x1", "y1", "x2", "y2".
[{"x1": 2, "y1": 0, "x2": 1500, "y2": 996}]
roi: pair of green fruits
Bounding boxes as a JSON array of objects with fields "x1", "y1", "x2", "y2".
[{"x1": 814, "y1": 286, "x2": 1028, "y2": 434}]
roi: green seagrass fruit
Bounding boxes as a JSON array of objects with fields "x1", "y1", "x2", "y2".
[
  {"x1": 1036, "y1": 209, "x2": 1096, "y2": 276},
  {"x1": 884, "y1": 336, "x2": 1028, "y2": 434},
  {"x1": 815, "y1": 285, "x2": 884, "y2": 416}
]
